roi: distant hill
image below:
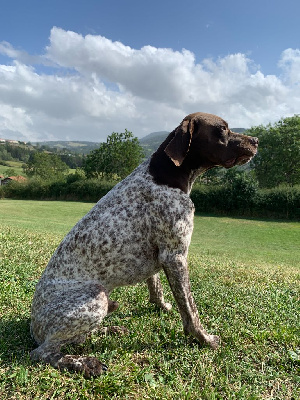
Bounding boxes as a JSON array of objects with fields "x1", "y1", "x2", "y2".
[
  {"x1": 33, "y1": 141, "x2": 101, "y2": 154},
  {"x1": 139, "y1": 131, "x2": 170, "y2": 142},
  {"x1": 37, "y1": 135, "x2": 170, "y2": 157},
  {"x1": 232, "y1": 128, "x2": 246, "y2": 133},
  {"x1": 139, "y1": 131, "x2": 169, "y2": 157}
]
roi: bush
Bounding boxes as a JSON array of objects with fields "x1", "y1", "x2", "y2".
[
  {"x1": 66, "y1": 179, "x2": 114, "y2": 202},
  {"x1": 254, "y1": 185, "x2": 300, "y2": 219},
  {"x1": 191, "y1": 170, "x2": 258, "y2": 214},
  {"x1": 0, "y1": 178, "x2": 114, "y2": 202},
  {"x1": 190, "y1": 184, "x2": 300, "y2": 219},
  {"x1": 1, "y1": 176, "x2": 299, "y2": 220},
  {"x1": 0, "y1": 178, "x2": 50, "y2": 199}
]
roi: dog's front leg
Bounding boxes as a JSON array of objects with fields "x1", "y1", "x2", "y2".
[
  {"x1": 161, "y1": 253, "x2": 220, "y2": 349},
  {"x1": 146, "y1": 273, "x2": 172, "y2": 311}
]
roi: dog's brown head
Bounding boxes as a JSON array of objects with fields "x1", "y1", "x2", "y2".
[
  {"x1": 165, "y1": 112, "x2": 258, "y2": 169},
  {"x1": 150, "y1": 112, "x2": 258, "y2": 193}
]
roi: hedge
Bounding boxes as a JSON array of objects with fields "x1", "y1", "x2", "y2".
[
  {"x1": 190, "y1": 185, "x2": 300, "y2": 219},
  {"x1": 0, "y1": 178, "x2": 115, "y2": 203},
  {"x1": 1, "y1": 178, "x2": 299, "y2": 220}
]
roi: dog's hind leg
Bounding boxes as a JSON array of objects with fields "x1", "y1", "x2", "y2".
[
  {"x1": 146, "y1": 273, "x2": 172, "y2": 311},
  {"x1": 30, "y1": 282, "x2": 109, "y2": 377}
]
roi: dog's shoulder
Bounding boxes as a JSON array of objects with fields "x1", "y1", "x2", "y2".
[{"x1": 94, "y1": 159, "x2": 195, "y2": 216}]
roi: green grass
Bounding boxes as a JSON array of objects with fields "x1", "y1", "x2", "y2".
[
  {"x1": 0, "y1": 200, "x2": 299, "y2": 399},
  {"x1": 190, "y1": 214, "x2": 299, "y2": 267},
  {"x1": 0, "y1": 199, "x2": 93, "y2": 235},
  {"x1": 0, "y1": 160, "x2": 25, "y2": 177}
]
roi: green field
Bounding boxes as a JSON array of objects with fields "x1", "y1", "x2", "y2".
[
  {"x1": 0, "y1": 200, "x2": 299, "y2": 399},
  {"x1": 0, "y1": 161, "x2": 25, "y2": 177}
]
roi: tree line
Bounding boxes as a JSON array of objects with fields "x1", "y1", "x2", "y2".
[
  {"x1": 6, "y1": 114, "x2": 297, "y2": 188},
  {"x1": 0, "y1": 141, "x2": 84, "y2": 170},
  {"x1": 1, "y1": 115, "x2": 299, "y2": 219}
]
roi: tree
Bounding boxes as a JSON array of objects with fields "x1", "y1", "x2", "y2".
[
  {"x1": 4, "y1": 168, "x2": 17, "y2": 177},
  {"x1": 247, "y1": 115, "x2": 300, "y2": 187},
  {"x1": 84, "y1": 130, "x2": 144, "y2": 180},
  {"x1": 24, "y1": 152, "x2": 69, "y2": 181}
]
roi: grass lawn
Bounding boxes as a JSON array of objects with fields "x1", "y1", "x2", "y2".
[
  {"x1": 189, "y1": 214, "x2": 299, "y2": 267},
  {"x1": 0, "y1": 200, "x2": 299, "y2": 399}
]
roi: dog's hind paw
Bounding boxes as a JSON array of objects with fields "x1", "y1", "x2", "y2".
[{"x1": 57, "y1": 355, "x2": 107, "y2": 378}]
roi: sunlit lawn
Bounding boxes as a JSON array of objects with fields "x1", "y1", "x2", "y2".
[{"x1": 0, "y1": 200, "x2": 299, "y2": 399}]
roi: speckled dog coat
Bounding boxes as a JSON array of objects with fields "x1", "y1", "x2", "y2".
[{"x1": 30, "y1": 112, "x2": 258, "y2": 377}]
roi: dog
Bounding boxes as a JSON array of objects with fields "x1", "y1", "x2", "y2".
[{"x1": 30, "y1": 112, "x2": 258, "y2": 377}]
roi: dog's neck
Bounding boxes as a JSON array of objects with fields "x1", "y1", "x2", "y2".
[{"x1": 149, "y1": 148, "x2": 208, "y2": 194}]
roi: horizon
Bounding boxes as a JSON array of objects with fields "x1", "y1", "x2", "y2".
[{"x1": 0, "y1": 126, "x2": 249, "y2": 144}]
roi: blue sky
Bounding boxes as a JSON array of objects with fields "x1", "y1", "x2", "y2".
[{"x1": 0, "y1": 0, "x2": 299, "y2": 142}]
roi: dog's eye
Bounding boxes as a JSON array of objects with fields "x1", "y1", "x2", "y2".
[
  {"x1": 215, "y1": 126, "x2": 229, "y2": 144},
  {"x1": 217, "y1": 126, "x2": 227, "y2": 136},
  {"x1": 214, "y1": 126, "x2": 228, "y2": 141}
]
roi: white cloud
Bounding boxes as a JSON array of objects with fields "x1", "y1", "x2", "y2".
[
  {"x1": 278, "y1": 48, "x2": 300, "y2": 85},
  {"x1": 0, "y1": 27, "x2": 299, "y2": 142},
  {"x1": 0, "y1": 103, "x2": 34, "y2": 141}
]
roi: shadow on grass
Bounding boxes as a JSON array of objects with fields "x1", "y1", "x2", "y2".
[
  {"x1": 0, "y1": 305, "x2": 179, "y2": 367},
  {"x1": 116, "y1": 303, "x2": 170, "y2": 319},
  {"x1": 0, "y1": 316, "x2": 35, "y2": 366}
]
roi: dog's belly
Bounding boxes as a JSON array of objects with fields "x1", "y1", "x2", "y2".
[
  {"x1": 84, "y1": 235, "x2": 161, "y2": 290},
  {"x1": 100, "y1": 255, "x2": 161, "y2": 290}
]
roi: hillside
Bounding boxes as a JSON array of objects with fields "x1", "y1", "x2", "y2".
[
  {"x1": 139, "y1": 131, "x2": 169, "y2": 157},
  {"x1": 37, "y1": 132, "x2": 171, "y2": 158},
  {"x1": 231, "y1": 128, "x2": 246, "y2": 133},
  {"x1": 34, "y1": 141, "x2": 100, "y2": 154}
]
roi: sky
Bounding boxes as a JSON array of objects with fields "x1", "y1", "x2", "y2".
[{"x1": 0, "y1": 0, "x2": 299, "y2": 142}]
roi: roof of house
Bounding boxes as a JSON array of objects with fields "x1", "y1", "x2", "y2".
[{"x1": 5, "y1": 175, "x2": 27, "y2": 182}]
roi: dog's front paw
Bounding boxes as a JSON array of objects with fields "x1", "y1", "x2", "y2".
[
  {"x1": 207, "y1": 335, "x2": 220, "y2": 350},
  {"x1": 184, "y1": 328, "x2": 221, "y2": 350},
  {"x1": 161, "y1": 302, "x2": 172, "y2": 311},
  {"x1": 149, "y1": 300, "x2": 172, "y2": 311}
]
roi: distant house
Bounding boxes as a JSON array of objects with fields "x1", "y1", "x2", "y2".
[
  {"x1": 7, "y1": 140, "x2": 19, "y2": 144},
  {"x1": 0, "y1": 176, "x2": 27, "y2": 185}
]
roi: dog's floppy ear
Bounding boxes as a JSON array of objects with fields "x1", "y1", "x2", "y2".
[{"x1": 164, "y1": 119, "x2": 194, "y2": 166}]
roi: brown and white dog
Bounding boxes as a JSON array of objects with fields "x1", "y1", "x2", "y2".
[{"x1": 30, "y1": 112, "x2": 258, "y2": 377}]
